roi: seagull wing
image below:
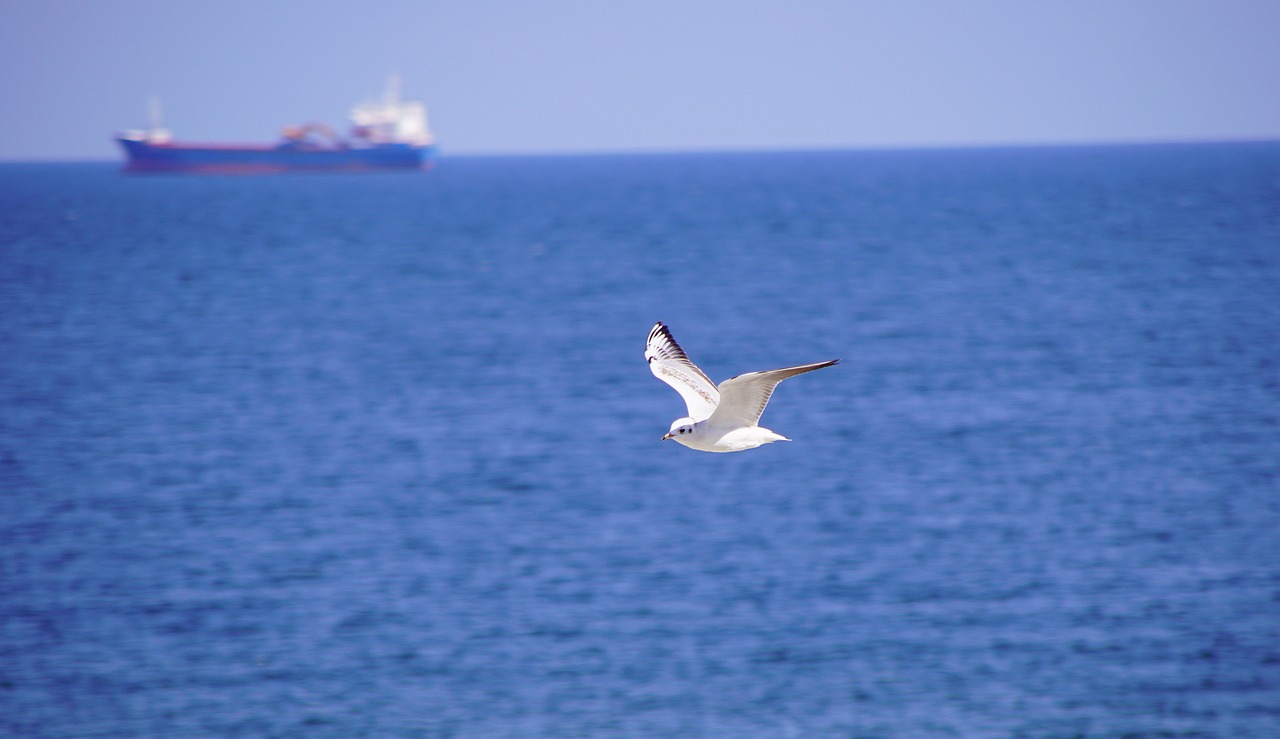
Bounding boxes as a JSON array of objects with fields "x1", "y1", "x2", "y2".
[
  {"x1": 708, "y1": 359, "x2": 839, "y2": 428},
  {"x1": 646, "y1": 322, "x2": 720, "y2": 422}
]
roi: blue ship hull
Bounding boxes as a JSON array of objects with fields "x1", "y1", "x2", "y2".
[{"x1": 117, "y1": 137, "x2": 436, "y2": 174}]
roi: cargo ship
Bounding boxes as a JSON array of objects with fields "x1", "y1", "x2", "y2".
[{"x1": 116, "y1": 78, "x2": 437, "y2": 174}]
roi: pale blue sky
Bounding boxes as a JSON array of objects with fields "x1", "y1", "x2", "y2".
[{"x1": 2, "y1": 0, "x2": 1278, "y2": 159}]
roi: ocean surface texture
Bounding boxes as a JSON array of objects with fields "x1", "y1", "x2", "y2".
[{"x1": 2, "y1": 145, "x2": 1279, "y2": 737}]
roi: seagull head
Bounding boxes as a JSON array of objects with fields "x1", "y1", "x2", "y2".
[{"x1": 662, "y1": 418, "x2": 697, "y2": 441}]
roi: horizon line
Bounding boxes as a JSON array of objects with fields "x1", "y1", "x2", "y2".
[{"x1": 4, "y1": 135, "x2": 1278, "y2": 165}]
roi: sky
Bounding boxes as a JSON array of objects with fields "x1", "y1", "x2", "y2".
[{"x1": 2, "y1": 0, "x2": 1278, "y2": 160}]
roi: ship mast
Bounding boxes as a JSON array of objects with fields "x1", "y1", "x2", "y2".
[
  {"x1": 142, "y1": 95, "x2": 172, "y2": 143},
  {"x1": 386, "y1": 75, "x2": 401, "y2": 111}
]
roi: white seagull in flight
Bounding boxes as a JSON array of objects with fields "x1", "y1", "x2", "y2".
[{"x1": 646, "y1": 322, "x2": 838, "y2": 453}]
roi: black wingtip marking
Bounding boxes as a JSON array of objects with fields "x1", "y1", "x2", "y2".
[{"x1": 648, "y1": 321, "x2": 691, "y2": 362}]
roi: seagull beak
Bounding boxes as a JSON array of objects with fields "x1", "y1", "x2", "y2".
[{"x1": 661, "y1": 432, "x2": 674, "y2": 441}]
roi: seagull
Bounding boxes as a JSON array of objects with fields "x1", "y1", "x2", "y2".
[{"x1": 645, "y1": 322, "x2": 838, "y2": 453}]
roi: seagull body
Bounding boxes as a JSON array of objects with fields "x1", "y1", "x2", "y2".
[{"x1": 645, "y1": 322, "x2": 838, "y2": 453}]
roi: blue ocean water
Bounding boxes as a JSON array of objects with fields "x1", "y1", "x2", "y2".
[{"x1": 1, "y1": 144, "x2": 1278, "y2": 737}]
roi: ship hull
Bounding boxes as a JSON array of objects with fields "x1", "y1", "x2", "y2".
[{"x1": 117, "y1": 138, "x2": 436, "y2": 174}]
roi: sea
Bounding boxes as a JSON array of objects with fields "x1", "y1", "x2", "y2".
[{"x1": 1, "y1": 143, "x2": 1278, "y2": 738}]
